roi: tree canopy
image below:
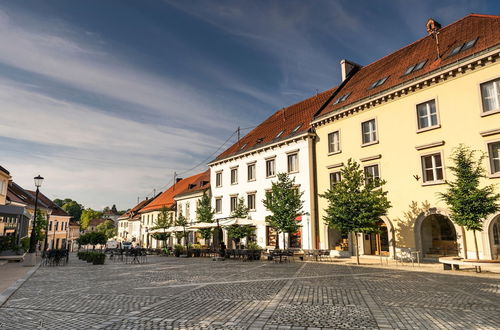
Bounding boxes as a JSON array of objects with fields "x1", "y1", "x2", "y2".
[
  {"x1": 320, "y1": 158, "x2": 391, "y2": 264},
  {"x1": 196, "y1": 192, "x2": 214, "y2": 241},
  {"x1": 439, "y1": 145, "x2": 500, "y2": 259},
  {"x1": 230, "y1": 197, "x2": 249, "y2": 218},
  {"x1": 53, "y1": 198, "x2": 83, "y2": 221},
  {"x1": 263, "y1": 172, "x2": 304, "y2": 248},
  {"x1": 80, "y1": 208, "x2": 103, "y2": 230},
  {"x1": 96, "y1": 220, "x2": 116, "y2": 239},
  {"x1": 151, "y1": 206, "x2": 173, "y2": 245}
]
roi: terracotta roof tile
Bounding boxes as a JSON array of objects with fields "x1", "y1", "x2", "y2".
[
  {"x1": 213, "y1": 88, "x2": 337, "y2": 162},
  {"x1": 26, "y1": 190, "x2": 69, "y2": 217},
  {"x1": 140, "y1": 170, "x2": 210, "y2": 213},
  {"x1": 316, "y1": 14, "x2": 500, "y2": 118}
]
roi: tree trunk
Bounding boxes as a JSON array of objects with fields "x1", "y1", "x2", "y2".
[
  {"x1": 473, "y1": 230, "x2": 479, "y2": 260},
  {"x1": 354, "y1": 232, "x2": 360, "y2": 265}
]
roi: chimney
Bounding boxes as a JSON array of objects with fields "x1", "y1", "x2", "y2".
[
  {"x1": 340, "y1": 59, "x2": 361, "y2": 81},
  {"x1": 426, "y1": 18, "x2": 442, "y2": 59}
]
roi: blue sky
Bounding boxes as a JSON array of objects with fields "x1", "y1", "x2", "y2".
[{"x1": 0, "y1": 0, "x2": 498, "y2": 210}]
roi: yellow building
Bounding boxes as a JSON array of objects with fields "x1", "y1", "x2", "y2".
[{"x1": 312, "y1": 15, "x2": 500, "y2": 260}]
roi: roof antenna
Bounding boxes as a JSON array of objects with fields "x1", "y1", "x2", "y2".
[
  {"x1": 237, "y1": 126, "x2": 240, "y2": 144},
  {"x1": 426, "y1": 18, "x2": 442, "y2": 59},
  {"x1": 137, "y1": 196, "x2": 139, "y2": 204}
]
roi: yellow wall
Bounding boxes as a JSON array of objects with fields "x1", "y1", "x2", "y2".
[{"x1": 315, "y1": 60, "x2": 500, "y2": 259}]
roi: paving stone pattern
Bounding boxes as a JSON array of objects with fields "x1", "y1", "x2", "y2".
[{"x1": 0, "y1": 255, "x2": 499, "y2": 329}]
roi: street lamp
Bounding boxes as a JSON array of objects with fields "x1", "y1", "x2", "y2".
[{"x1": 28, "y1": 175, "x2": 44, "y2": 255}]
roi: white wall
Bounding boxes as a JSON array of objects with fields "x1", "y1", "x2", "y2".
[{"x1": 209, "y1": 137, "x2": 313, "y2": 250}]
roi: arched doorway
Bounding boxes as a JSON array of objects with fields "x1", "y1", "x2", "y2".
[
  {"x1": 488, "y1": 215, "x2": 500, "y2": 260},
  {"x1": 419, "y1": 214, "x2": 458, "y2": 257},
  {"x1": 366, "y1": 221, "x2": 390, "y2": 256}
]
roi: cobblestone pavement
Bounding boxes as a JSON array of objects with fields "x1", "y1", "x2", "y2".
[{"x1": 0, "y1": 255, "x2": 499, "y2": 329}]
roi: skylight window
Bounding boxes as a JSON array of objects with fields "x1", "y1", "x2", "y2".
[
  {"x1": 333, "y1": 92, "x2": 352, "y2": 105},
  {"x1": 369, "y1": 77, "x2": 388, "y2": 89},
  {"x1": 292, "y1": 124, "x2": 302, "y2": 133},
  {"x1": 404, "y1": 60, "x2": 427, "y2": 75},
  {"x1": 275, "y1": 130, "x2": 284, "y2": 139},
  {"x1": 449, "y1": 38, "x2": 478, "y2": 57},
  {"x1": 239, "y1": 143, "x2": 247, "y2": 150}
]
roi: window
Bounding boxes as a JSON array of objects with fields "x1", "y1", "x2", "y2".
[
  {"x1": 55, "y1": 222, "x2": 58, "y2": 231},
  {"x1": 361, "y1": 119, "x2": 377, "y2": 145},
  {"x1": 216, "y1": 172, "x2": 222, "y2": 187},
  {"x1": 364, "y1": 165, "x2": 380, "y2": 184},
  {"x1": 0, "y1": 180, "x2": 4, "y2": 195},
  {"x1": 333, "y1": 92, "x2": 351, "y2": 104},
  {"x1": 449, "y1": 38, "x2": 477, "y2": 57},
  {"x1": 329, "y1": 172, "x2": 341, "y2": 187},
  {"x1": 287, "y1": 153, "x2": 299, "y2": 173},
  {"x1": 275, "y1": 130, "x2": 284, "y2": 139},
  {"x1": 480, "y1": 78, "x2": 500, "y2": 113},
  {"x1": 247, "y1": 163, "x2": 256, "y2": 181},
  {"x1": 266, "y1": 158, "x2": 276, "y2": 177},
  {"x1": 49, "y1": 221, "x2": 52, "y2": 231},
  {"x1": 230, "y1": 196, "x2": 238, "y2": 212},
  {"x1": 247, "y1": 193, "x2": 256, "y2": 211},
  {"x1": 186, "y1": 203, "x2": 190, "y2": 220},
  {"x1": 230, "y1": 168, "x2": 238, "y2": 185},
  {"x1": 328, "y1": 131, "x2": 341, "y2": 153},
  {"x1": 369, "y1": 77, "x2": 388, "y2": 89},
  {"x1": 239, "y1": 143, "x2": 248, "y2": 150},
  {"x1": 416, "y1": 100, "x2": 439, "y2": 129},
  {"x1": 488, "y1": 141, "x2": 500, "y2": 174},
  {"x1": 404, "y1": 60, "x2": 427, "y2": 75},
  {"x1": 292, "y1": 124, "x2": 302, "y2": 133},
  {"x1": 266, "y1": 226, "x2": 277, "y2": 246},
  {"x1": 215, "y1": 198, "x2": 222, "y2": 213},
  {"x1": 421, "y1": 153, "x2": 444, "y2": 183}
]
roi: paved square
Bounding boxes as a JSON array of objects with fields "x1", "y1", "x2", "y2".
[{"x1": 0, "y1": 256, "x2": 499, "y2": 329}]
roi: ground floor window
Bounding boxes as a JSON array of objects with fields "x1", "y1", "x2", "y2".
[
  {"x1": 266, "y1": 226, "x2": 277, "y2": 246},
  {"x1": 290, "y1": 229, "x2": 301, "y2": 248}
]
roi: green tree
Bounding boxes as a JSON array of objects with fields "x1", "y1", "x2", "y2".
[
  {"x1": 230, "y1": 197, "x2": 249, "y2": 218},
  {"x1": 196, "y1": 192, "x2": 214, "y2": 245},
  {"x1": 320, "y1": 159, "x2": 391, "y2": 264},
  {"x1": 439, "y1": 145, "x2": 500, "y2": 260},
  {"x1": 151, "y1": 206, "x2": 173, "y2": 247},
  {"x1": 33, "y1": 210, "x2": 48, "y2": 243},
  {"x1": 227, "y1": 225, "x2": 254, "y2": 249},
  {"x1": 263, "y1": 172, "x2": 304, "y2": 249},
  {"x1": 80, "y1": 208, "x2": 103, "y2": 230},
  {"x1": 88, "y1": 231, "x2": 107, "y2": 249},
  {"x1": 96, "y1": 220, "x2": 117, "y2": 239},
  {"x1": 53, "y1": 198, "x2": 83, "y2": 221},
  {"x1": 175, "y1": 212, "x2": 188, "y2": 249}
]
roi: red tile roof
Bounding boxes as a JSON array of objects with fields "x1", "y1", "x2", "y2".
[
  {"x1": 139, "y1": 170, "x2": 210, "y2": 213},
  {"x1": 316, "y1": 14, "x2": 500, "y2": 118},
  {"x1": 88, "y1": 218, "x2": 108, "y2": 227},
  {"x1": 213, "y1": 88, "x2": 336, "y2": 162},
  {"x1": 26, "y1": 190, "x2": 69, "y2": 217},
  {"x1": 173, "y1": 170, "x2": 210, "y2": 198}
]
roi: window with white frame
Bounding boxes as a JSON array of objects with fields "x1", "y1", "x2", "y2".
[
  {"x1": 329, "y1": 171, "x2": 341, "y2": 187},
  {"x1": 0, "y1": 180, "x2": 4, "y2": 195},
  {"x1": 361, "y1": 119, "x2": 377, "y2": 144},
  {"x1": 328, "y1": 131, "x2": 341, "y2": 153},
  {"x1": 186, "y1": 202, "x2": 190, "y2": 220},
  {"x1": 488, "y1": 141, "x2": 500, "y2": 174},
  {"x1": 480, "y1": 78, "x2": 500, "y2": 113},
  {"x1": 416, "y1": 99, "x2": 439, "y2": 129},
  {"x1": 230, "y1": 168, "x2": 238, "y2": 184},
  {"x1": 247, "y1": 163, "x2": 256, "y2": 181},
  {"x1": 421, "y1": 153, "x2": 444, "y2": 183},
  {"x1": 230, "y1": 196, "x2": 238, "y2": 212},
  {"x1": 216, "y1": 171, "x2": 222, "y2": 187},
  {"x1": 247, "y1": 193, "x2": 256, "y2": 211},
  {"x1": 287, "y1": 153, "x2": 299, "y2": 173},
  {"x1": 215, "y1": 198, "x2": 222, "y2": 213},
  {"x1": 266, "y1": 158, "x2": 276, "y2": 177},
  {"x1": 363, "y1": 164, "x2": 380, "y2": 184}
]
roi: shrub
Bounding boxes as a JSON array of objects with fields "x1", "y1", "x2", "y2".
[{"x1": 247, "y1": 242, "x2": 262, "y2": 250}]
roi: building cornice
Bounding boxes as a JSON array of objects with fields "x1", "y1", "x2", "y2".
[
  {"x1": 208, "y1": 132, "x2": 315, "y2": 167},
  {"x1": 312, "y1": 47, "x2": 500, "y2": 128}
]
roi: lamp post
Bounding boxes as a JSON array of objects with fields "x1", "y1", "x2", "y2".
[
  {"x1": 25, "y1": 175, "x2": 43, "y2": 266},
  {"x1": 43, "y1": 212, "x2": 50, "y2": 252}
]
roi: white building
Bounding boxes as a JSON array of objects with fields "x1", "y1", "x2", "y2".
[{"x1": 208, "y1": 90, "x2": 335, "y2": 250}]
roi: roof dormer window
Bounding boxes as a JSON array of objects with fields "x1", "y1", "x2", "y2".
[
  {"x1": 404, "y1": 60, "x2": 427, "y2": 75},
  {"x1": 449, "y1": 38, "x2": 477, "y2": 57},
  {"x1": 369, "y1": 77, "x2": 388, "y2": 90}
]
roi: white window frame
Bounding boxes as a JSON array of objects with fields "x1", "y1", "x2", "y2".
[
  {"x1": 287, "y1": 153, "x2": 299, "y2": 173},
  {"x1": 230, "y1": 196, "x2": 238, "y2": 212},
  {"x1": 328, "y1": 130, "x2": 341, "y2": 154},
  {"x1": 216, "y1": 171, "x2": 222, "y2": 187},
  {"x1": 329, "y1": 171, "x2": 341, "y2": 187},
  {"x1": 247, "y1": 163, "x2": 256, "y2": 181},
  {"x1": 247, "y1": 193, "x2": 256, "y2": 211},
  {"x1": 480, "y1": 77, "x2": 500, "y2": 115},
  {"x1": 487, "y1": 140, "x2": 500, "y2": 177},
  {"x1": 416, "y1": 99, "x2": 440, "y2": 132},
  {"x1": 361, "y1": 119, "x2": 378, "y2": 146},
  {"x1": 266, "y1": 158, "x2": 276, "y2": 178},
  {"x1": 421, "y1": 152, "x2": 445, "y2": 184},
  {"x1": 230, "y1": 167, "x2": 238, "y2": 185},
  {"x1": 215, "y1": 197, "x2": 222, "y2": 214}
]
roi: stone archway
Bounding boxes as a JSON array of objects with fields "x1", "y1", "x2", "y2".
[
  {"x1": 414, "y1": 209, "x2": 464, "y2": 258},
  {"x1": 357, "y1": 216, "x2": 395, "y2": 258},
  {"x1": 482, "y1": 213, "x2": 500, "y2": 260}
]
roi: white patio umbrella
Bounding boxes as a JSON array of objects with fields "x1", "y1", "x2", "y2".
[
  {"x1": 189, "y1": 222, "x2": 219, "y2": 229},
  {"x1": 219, "y1": 218, "x2": 255, "y2": 226}
]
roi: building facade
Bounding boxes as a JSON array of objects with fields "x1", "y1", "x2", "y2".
[{"x1": 312, "y1": 15, "x2": 500, "y2": 259}]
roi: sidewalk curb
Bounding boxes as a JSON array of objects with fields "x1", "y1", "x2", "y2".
[{"x1": 0, "y1": 262, "x2": 41, "y2": 307}]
